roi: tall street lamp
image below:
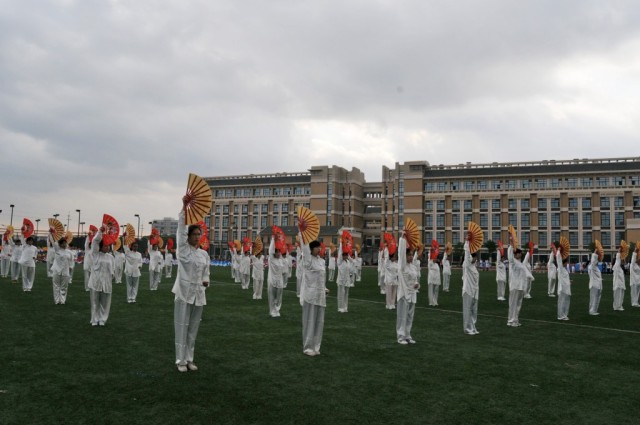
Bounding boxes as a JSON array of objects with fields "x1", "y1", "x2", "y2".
[
  {"x1": 80, "y1": 222, "x2": 85, "y2": 234},
  {"x1": 76, "y1": 209, "x2": 81, "y2": 236},
  {"x1": 10, "y1": 204, "x2": 15, "y2": 226},
  {"x1": 35, "y1": 219, "x2": 40, "y2": 241},
  {"x1": 134, "y1": 214, "x2": 140, "y2": 237}
]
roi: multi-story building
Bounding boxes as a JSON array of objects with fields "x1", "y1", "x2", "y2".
[
  {"x1": 205, "y1": 157, "x2": 640, "y2": 263},
  {"x1": 151, "y1": 217, "x2": 179, "y2": 237}
]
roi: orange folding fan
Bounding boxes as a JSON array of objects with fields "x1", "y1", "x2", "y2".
[
  {"x1": 297, "y1": 206, "x2": 320, "y2": 244},
  {"x1": 48, "y1": 218, "x2": 65, "y2": 241},
  {"x1": 468, "y1": 221, "x2": 484, "y2": 254},
  {"x1": 184, "y1": 173, "x2": 212, "y2": 225}
]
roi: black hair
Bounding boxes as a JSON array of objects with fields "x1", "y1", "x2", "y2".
[
  {"x1": 188, "y1": 225, "x2": 201, "y2": 236},
  {"x1": 58, "y1": 239, "x2": 67, "y2": 247},
  {"x1": 26, "y1": 237, "x2": 34, "y2": 243},
  {"x1": 309, "y1": 240, "x2": 321, "y2": 250},
  {"x1": 514, "y1": 248, "x2": 523, "y2": 255}
]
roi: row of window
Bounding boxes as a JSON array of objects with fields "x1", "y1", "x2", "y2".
[
  {"x1": 424, "y1": 196, "x2": 637, "y2": 211},
  {"x1": 424, "y1": 176, "x2": 640, "y2": 192},
  {"x1": 424, "y1": 211, "x2": 628, "y2": 228},
  {"x1": 215, "y1": 202, "x2": 310, "y2": 215},
  {"x1": 214, "y1": 186, "x2": 311, "y2": 198},
  {"x1": 424, "y1": 230, "x2": 625, "y2": 249}
]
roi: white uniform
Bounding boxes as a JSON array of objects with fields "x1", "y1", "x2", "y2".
[
  {"x1": 328, "y1": 255, "x2": 336, "y2": 282},
  {"x1": 354, "y1": 253, "x2": 362, "y2": 282},
  {"x1": 427, "y1": 256, "x2": 441, "y2": 307},
  {"x1": 172, "y1": 210, "x2": 210, "y2": 368},
  {"x1": 442, "y1": 252, "x2": 451, "y2": 292},
  {"x1": 295, "y1": 250, "x2": 304, "y2": 296},
  {"x1": 523, "y1": 252, "x2": 533, "y2": 299},
  {"x1": 164, "y1": 251, "x2": 173, "y2": 278},
  {"x1": 612, "y1": 252, "x2": 625, "y2": 311},
  {"x1": 496, "y1": 250, "x2": 506, "y2": 300},
  {"x1": 113, "y1": 250, "x2": 125, "y2": 284},
  {"x1": 588, "y1": 252, "x2": 602, "y2": 315},
  {"x1": 556, "y1": 251, "x2": 571, "y2": 320},
  {"x1": 83, "y1": 236, "x2": 93, "y2": 292},
  {"x1": 18, "y1": 236, "x2": 38, "y2": 292},
  {"x1": 148, "y1": 247, "x2": 163, "y2": 290},
  {"x1": 1, "y1": 240, "x2": 10, "y2": 277},
  {"x1": 507, "y1": 245, "x2": 534, "y2": 327},
  {"x1": 251, "y1": 254, "x2": 265, "y2": 299},
  {"x1": 124, "y1": 244, "x2": 143, "y2": 303},
  {"x1": 299, "y1": 235, "x2": 327, "y2": 355},
  {"x1": 396, "y1": 236, "x2": 419, "y2": 343},
  {"x1": 46, "y1": 236, "x2": 55, "y2": 278},
  {"x1": 336, "y1": 244, "x2": 354, "y2": 313},
  {"x1": 239, "y1": 252, "x2": 251, "y2": 289},
  {"x1": 462, "y1": 241, "x2": 480, "y2": 334},
  {"x1": 231, "y1": 249, "x2": 241, "y2": 283},
  {"x1": 547, "y1": 252, "x2": 557, "y2": 296},
  {"x1": 88, "y1": 231, "x2": 115, "y2": 326},
  {"x1": 384, "y1": 252, "x2": 398, "y2": 309},
  {"x1": 267, "y1": 238, "x2": 286, "y2": 317},
  {"x1": 8, "y1": 238, "x2": 23, "y2": 282},
  {"x1": 377, "y1": 249, "x2": 386, "y2": 294},
  {"x1": 629, "y1": 252, "x2": 640, "y2": 307},
  {"x1": 49, "y1": 235, "x2": 74, "y2": 304}
]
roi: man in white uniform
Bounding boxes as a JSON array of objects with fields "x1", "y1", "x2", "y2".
[
  {"x1": 588, "y1": 250, "x2": 602, "y2": 315},
  {"x1": 462, "y1": 237, "x2": 480, "y2": 335}
]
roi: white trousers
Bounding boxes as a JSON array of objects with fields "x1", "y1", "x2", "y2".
[
  {"x1": 268, "y1": 285, "x2": 283, "y2": 316},
  {"x1": 84, "y1": 270, "x2": 91, "y2": 292},
  {"x1": 497, "y1": 280, "x2": 506, "y2": 299},
  {"x1": 234, "y1": 268, "x2": 241, "y2": 283},
  {"x1": 150, "y1": 270, "x2": 161, "y2": 290},
  {"x1": 385, "y1": 284, "x2": 397, "y2": 308},
  {"x1": 52, "y1": 274, "x2": 70, "y2": 304},
  {"x1": 11, "y1": 261, "x2": 21, "y2": 281},
  {"x1": 443, "y1": 274, "x2": 450, "y2": 291},
  {"x1": 337, "y1": 285, "x2": 350, "y2": 312},
  {"x1": 241, "y1": 273, "x2": 250, "y2": 289},
  {"x1": 630, "y1": 284, "x2": 640, "y2": 306},
  {"x1": 296, "y1": 272, "x2": 302, "y2": 296},
  {"x1": 253, "y1": 277, "x2": 264, "y2": 299},
  {"x1": 0, "y1": 258, "x2": 9, "y2": 277},
  {"x1": 378, "y1": 271, "x2": 384, "y2": 287},
  {"x1": 548, "y1": 277, "x2": 556, "y2": 295},
  {"x1": 613, "y1": 288, "x2": 625, "y2": 310},
  {"x1": 525, "y1": 278, "x2": 533, "y2": 297},
  {"x1": 126, "y1": 275, "x2": 139, "y2": 302},
  {"x1": 174, "y1": 299, "x2": 203, "y2": 365},
  {"x1": 589, "y1": 287, "x2": 601, "y2": 315},
  {"x1": 396, "y1": 297, "x2": 415, "y2": 341},
  {"x1": 21, "y1": 265, "x2": 35, "y2": 291},
  {"x1": 90, "y1": 290, "x2": 112, "y2": 325},
  {"x1": 47, "y1": 259, "x2": 54, "y2": 278},
  {"x1": 328, "y1": 268, "x2": 335, "y2": 282},
  {"x1": 165, "y1": 263, "x2": 172, "y2": 278},
  {"x1": 508, "y1": 289, "x2": 524, "y2": 325},
  {"x1": 302, "y1": 301, "x2": 324, "y2": 353},
  {"x1": 355, "y1": 268, "x2": 361, "y2": 282},
  {"x1": 114, "y1": 264, "x2": 123, "y2": 283},
  {"x1": 462, "y1": 293, "x2": 478, "y2": 333},
  {"x1": 428, "y1": 284, "x2": 440, "y2": 306},
  {"x1": 557, "y1": 292, "x2": 570, "y2": 319}
]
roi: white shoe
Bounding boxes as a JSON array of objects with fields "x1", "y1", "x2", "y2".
[
  {"x1": 398, "y1": 339, "x2": 408, "y2": 345},
  {"x1": 187, "y1": 362, "x2": 198, "y2": 371},
  {"x1": 464, "y1": 330, "x2": 475, "y2": 335},
  {"x1": 303, "y1": 350, "x2": 316, "y2": 356},
  {"x1": 177, "y1": 364, "x2": 188, "y2": 373},
  {"x1": 589, "y1": 312, "x2": 600, "y2": 315},
  {"x1": 406, "y1": 338, "x2": 416, "y2": 344}
]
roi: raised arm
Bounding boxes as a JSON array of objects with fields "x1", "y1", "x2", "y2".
[{"x1": 398, "y1": 235, "x2": 407, "y2": 270}]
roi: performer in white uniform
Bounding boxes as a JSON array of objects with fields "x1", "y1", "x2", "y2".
[
  {"x1": 88, "y1": 229, "x2": 115, "y2": 326},
  {"x1": 336, "y1": 244, "x2": 354, "y2": 313},
  {"x1": 295, "y1": 247, "x2": 304, "y2": 296},
  {"x1": 148, "y1": 243, "x2": 163, "y2": 290},
  {"x1": 124, "y1": 240, "x2": 143, "y2": 303},
  {"x1": 239, "y1": 250, "x2": 251, "y2": 290},
  {"x1": 164, "y1": 250, "x2": 173, "y2": 278},
  {"x1": 555, "y1": 248, "x2": 571, "y2": 320},
  {"x1": 507, "y1": 236, "x2": 534, "y2": 327},
  {"x1": 8, "y1": 237, "x2": 22, "y2": 283},
  {"x1": 629, "y1": 248, "x2": 640, "y2": 307},
  {"x1": 588, "y1": 250, "x2": 602, "y2": 315},
  {"x1": 496, "y1": 249, "x2": 506, "y2": 301},
  {"x1": 396, "y1": 233, "x2": 420, "y2": 344},
  {"x1": 18, "y1": 235, "x2": 38, "y2": 292},
  {"x1": 378, "y1": 245, "x2": 386, "y2": 295},
  {"x1": 384, "y1": 249, "x2": 398, "y2": 310},
  {"x1": 327, "y1": 251, "x2": 337, "y2": 283},
  {"x1": 0, "y1": 239, "x2": 10, "y2": 278},
  {"x1": 83, "y1": 235, "x2": 93, "y2": 292},
  {"x1": 523, "y1": 251, "x2": 533, "y2": 299},
  {"x1": 298, "y1": 233, "x2": 327, "y2": 356},
  {"x1": 462, "y1": 238, "x2": 480, "y2": 335},
  {"x1": 46, "y1": 235, "x2": 55, "y2": 278},
  {"x1": 232, "y1": 247, "x2": 241, "y2": 283},
  {"x1": 442, "y1": 251, "x2": 451, "y2": 292},
  {"x1": 612, "y1": 249, "x2": 626, "y2": 311},
  {"x1": 267, "y1": 237, "x2": 286, "y2": 317},
  {"x1": 113, "y1": 248, "x2": 125, "y2": 284},
  {"x1": 427, "y1": 252, "x2": 441, "y2": 307},
  {"x1": 251, "y1": 252, "x2": 265, "y2": 300},
  {"x1": 172, "y1": 203, "x2": 210, "y2": 372},
  {"x1": 49, "y1": 232, "x2": 74, "y2": 304},
  {"x1": 354, "y1": 250, "x2": 362, "y2": 283},
  {"x1": 547, "y1": 250, "x2": 557, "y2": 297}
]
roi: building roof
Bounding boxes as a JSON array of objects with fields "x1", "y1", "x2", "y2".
[{"x1": 205, "y1": 173, "x2": 310, "y2": 187}]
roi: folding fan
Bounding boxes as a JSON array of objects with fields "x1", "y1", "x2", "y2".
[
  {"x1": 297, "y1": 206, "x2": 320, "y2": 244},
  {"x1": 528, "y1": 241, "x2": 534, "y2": 257},
  {"x1": 403, "y1": 217, "x2": 420, "y2": 249},
  {"x1": 508, "y1": 225, "x2": 518, "y2": 248},
  {"x1": 122, "y1": 223, "x2": 135, "y2": 246},
  {"x1": 497, "y1": 240, "x2": 505, "y2": 257},
  {"x1": 417, "y1": 242, "x2": 425, "y2": 258},
  {"x1": 22, "y1": 218, "x2": 34, "y2": 238},
  {"x1": 199, "y1": 234, "x2": 210, "y2": 250},
  {"x1": 89, "y1": 225, "x2": 99, "y2": 243},
  {"x1": 468, "y1": 221, "x2": 484, "y2": 254},
  {"x1": 242, "y1": 237, "x2": 252, "y2": 253},
  {"x1": 445, "y1": 242, "x2": 453, "y2": 256},
  {"x1": 227, "y1": 241, "x2": 235, "y2": 250},
  {"x1": 4, "y1": 225, "x2": 14, "y2": 240},
  {"x1": 329, "y1": 242, "x2": 336, "y2": 254},
  {"x1": 113, "y1": 238, "x2": 122, "y2": 252},
  {"x1": 559, "y1": 236, "x2": 570, "y2": 260},
  {"x1": 355, "y1": 243, "x2": 361, "y2": 255},
  {"x1": 636, "y1": 241, "x2": 640, "y2": 252},
  {"x1": 430, "y1": 240, "x2": 440, "y2": 260},
  {"x1": 48, "y1": 218, "x2": 65, "y2": 241},
  {"x1": 184, "y1": 173, "x2": 213, "y2": 225},
  {"x1": 252, "y1": 236, "x2": 263, "y2": 256},
  {"x1": 320, "y1": 242, "x2": 327, "y2": 258},
  {"x1": 102, "y1": 214, "x2": 120, "y2": 246},
  {"x1": 234, "y1": 239, "x2": 241, "y2": 251},
  {"x1": 595, "y1": 240, "x2": 604, "y2": 261},
  {"x1": 342, "y1": 230, "x2": 354, "y2": 254},
  {"x1": 64, "y1": 231, "x2": 73, "y2": 244},
  {"x1": 383, "y1": 232, "x2": 396, "y2": 256},
  {"x1": 152, "y1": 236, "x2": 164, "y2": 249},
  {"x1": 620, "y1": 240, "x2": 629, "y2": 260},
  {"x1": 151, "y1": 227, "x2": 160, "y2": 237},
  {"x1": 195, "y1": 221, "x2": 208, "y2": 240},
  {"x1": 166, "y1": 238, "x2": 175, "y2": 251},
  {"x1": 272, "y1": 226, "x2": 286, "y2": 252}
]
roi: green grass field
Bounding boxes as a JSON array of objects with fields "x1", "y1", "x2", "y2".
[{"x1": 1, "y1": 264, "x2": 639, "y2": 424}]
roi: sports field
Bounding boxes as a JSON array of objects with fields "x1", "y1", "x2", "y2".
[{"x1": 1, "y1": 265, "x2": 638, "y2": 424}]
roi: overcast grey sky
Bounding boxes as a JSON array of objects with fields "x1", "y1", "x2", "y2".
[{"x1": 1, "y1": 0, "x2": 640, "y2": 234}]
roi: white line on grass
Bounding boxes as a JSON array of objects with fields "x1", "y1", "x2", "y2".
[{"x1": 211, "y1": 280, "x2": 640, "y2": 335}]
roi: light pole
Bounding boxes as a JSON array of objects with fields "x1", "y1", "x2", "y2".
[
  {"x1": 80, "y1": 222, "x2": 85, "y2": 234},
  {"x1": 10, "y1": 204, "x2": 14, "y2": 226},
  {"x1": 134, "y1": 214, "x2": 140, "y2": 237},
  {"x1": 35, "y1": 219, "x2": 40, "y2": 241},
  {"x1": 76, "y1": 209, "x2": 81, "y2": 237}
]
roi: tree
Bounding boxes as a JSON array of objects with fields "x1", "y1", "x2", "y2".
[
  {"x1": 453, "y1": 242, "x2": 464, "y2": 264},
  {"x1": 484, "y1": 240, "x2": 497, "y2": 260}
]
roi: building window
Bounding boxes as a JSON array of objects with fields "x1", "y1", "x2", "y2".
[
  {"x1": 536, "y1": 179, "x2": 547, "y2": 189},
  {"x1": 521, "y1": 180, "x2": 532, "y2": 189},
  {"x1": 539, "y1": 213, "x2": 547, "y2": 226},
  {"x1": 615, "y1": 177, "x2": 625, "y2": 186},
  {"x1": 425, "y1": 182, "x2": 434, "y2": 192},
  {"x1": 242, "y1": 205, "x2": 248, "y2": 214},
  {"x1": 521, "y1": 214, "x2": 530, "y2": 226},
  {"x1": 399, "y1": 199, "x2": 404, "y2": 213},
  {"x1": 222, "y1": 217, "x2": 229, "y2": 227},
  {"x1": 615, "y1": 231, "x2": 625, "y2": 246},
  {"x1": 480, "y1": 199, "x2": 488, "y2": 209},
  {"x1": 601, "y1": 212, "x2": 610, "y2": 226},
  {"x1": 551, "y1": 213, "x2": 560, "y2": 227},
  {"x1": 597, "y1": 177, "x2": 609, "y2": 187},
  {"x1": 261, "y1": 217, "x2": 267, "y2": 227},
  {"x1": 262, "y1": 188, "x2": 270, "y2": 196},
  {"x1": 492, "y1": 232, "x2": 500, "y2": 243},
  {"x1": 581, "y1": 177, "x2": 592, "y2": 187},
  {"x1": 234, "y1": 205, "x2": 239, "y2": 214},
  {"x1": 551, "y1": 231, "x2": 560, "y2": 244},
  {"x1": 550, "y1": 198, "x2": 560, "y2": 209},
  {"x1": 507, "y1": 180, "x2": 516, "y2": 190},
  {"x1": 568, "y1": 198, "x2": 578, "y2": 209},
  {"x1": 452, "y1": 214, "x2": 460, "y2": 227},
  {"x1": 253, "y1": 204, "x2": 259, "y2": 214},
  {"x1": 438, "y1": 182, "x2": 448, "y2": 191},
  {"x1": 426, "y1": 215, "x2": 433, "y2": 227},
  {"x1": 601, "y1": 197, "x2": 610, "y2": 208},
  {"x1": 437, "y1": 200, "x2": 445, "y2": 211},
  {"x1": 539, "y1": 232, "x2": 547, "y2": 247},
  {"x1": 282, "y1": 203, "x2": 289, "y2": 213},
  {"x1": 583, "y1": 212, "x2": 592, "y2": 226},
  {"x1": 614, "y1": 197, "x2": 624, "y2": 208},
  {"x1": 241, "y1": 217, "x2": 248, "y2": 227},
  {"x1": 521, "y1": 199, "x2": 530, "y2": 209},
  {"x1": 215, "y1": 206, "x2": 221, "y2": 214},
  {"x1": 437, "y1": 232, "x2": 445, "y2": 245},
  {"x1": 452, "y1": 200, "x2": 460, "y2": 211},
  {"x1": 602, "y1": 231, "x2": 611, "y2": 247},
  {"x1": 566, "y1": 178, "x2": 577, "y2": 188},
  {"x1": 521, "y1": 231, "x2": 529, "y2": 245},
  {"x1": 425, "y1": 200, "x2": 433, "y2": 211},
  {"x1": 282, "y1": 216, "x2": 289, "y2": 226},
  {"x1": 615, "y1": 212, "x2": 624, "y2": 227},
  {"x1": 478, "y1": 181, "x2": 487, "y2": 190},
  {"x1": 452, "y1": 232, "x2": 460, "y2": 244},
  {"x1": 464, "y1": 181, "x2": 475, "y2": 191},
  {"x1": 223, "y1": 205, "x2": 229, "y2": 214},
  {"x1": 436, "y1": 214, "x2": 445, "y2": 227},
  {"x1": 492, "y1": 199, "x2": 500, "y2": 209},
  {"x1": 569, "y1": 213, "x2": 578, "y2": 227},
  {"x1": 538, "y1": 198, "x2": 547, "y2": 209},
  {"x1": 451, "y1": 182, "x2": 459, "y2": 191},
  {"x1": 551, "y1": 178, "x2": 561, "y2": 188},
  {"x1": 273, "y1": 204, "x2": 279, "y2": 213},
  {"x1": 583, "y1": 231, "x2": 592, "y2": 246},
  {"x1": 492, "y1": 215, "x2": 500, "y2": 227},
  {"x1": 399, "y1": 181, "x2": 404, "y2": 195},
  {"x1": 464, "y1": 214, "x2": 472, "y2": 224},
  {"x1": 509, "y1": 213, "x2": 517, "y2": 226},
  {"x1": 273, "y1": 216, "x2": 279, "y2": 226},
  {"x1": 582, "y1": 198, "x2": 591, "y2": 209},
  {"x1": 634, "y1": 196, "x2": 640, "y2": 208},
  {"x1": 508, "y1": 199, "x2": 517, "y2": 209},
  {"x1": 631, "y1": 176, "x2": 640, "y2": 186},
  {"x1": 235, "y1": 189, "x2": 242, "y2": 197},
  {"x1": 569, "y1": 232, "x2": 578, "y2": 246},
  {"x1": 492, "y1": 180, "x2": 501, "y2": 190},
  {"x1": 464, "y1": 200, "x2": 472, "y2": 210},
  {"x1": 480, "y1": 214, "x2": 488, "y2": 227}
]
